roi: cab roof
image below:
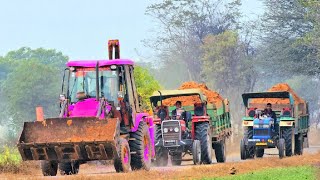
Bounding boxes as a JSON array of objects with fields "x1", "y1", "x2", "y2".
[{"x1": 67, "y1": 59, "x2": 134, "y2": 67}]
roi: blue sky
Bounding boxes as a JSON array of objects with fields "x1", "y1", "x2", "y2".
[{"x1": 0, "y1": 0, "x2": 264, "y2": 60}]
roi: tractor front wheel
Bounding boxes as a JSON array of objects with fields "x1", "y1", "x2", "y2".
[
  {"x1": 192, "y1": 140, "x2": 201, "y2": 165},
  {"x1": 171, "y1": 152, "x2": 182, "y2": 166},
  {"x1": 256, "y1": 148, "x2": 264, "y2": 158},
  {"x1": 154, "y1": 125, "x2": 168, "y2": 166},
  {"x1": 114, "y1": 138, "x2": 131, "y2": 172}
]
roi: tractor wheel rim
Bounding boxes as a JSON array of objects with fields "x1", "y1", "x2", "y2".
[
  {"x1": 123, "y1": 147, "x2": 129, "y2": 164},
  {"x1": 144, "y1": 136, "x2": 150, "y2": 161}
]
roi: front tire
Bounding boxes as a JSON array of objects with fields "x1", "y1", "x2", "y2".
[
  {"x1": 154, "y1": 125, "x2": 168, "y2": 166},
  {"x1": 192, "y1": 140, "x2": 201, "y2": 165},
  {"x1": 41, "y1": 160, "x2": 58, "y2": 176},
  {"x1": 129, "y1": 122, "x2": 152, "y2": 171},
  {"x1": 171, "y1": 152, "x2": 182, "y2": 166},
  {"x1": 114, "y1": 138, "x2": 131, "y2": 172},
  {"x1": 256, "y1": 148, "x2": 264, "y2": 158},
  {"x1": 195, "y1": 122, "x2": 212, "y2": 164}
]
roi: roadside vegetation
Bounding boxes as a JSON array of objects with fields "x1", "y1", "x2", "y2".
[{"x1": 207, "y1": 166, "x2": 317, "y2": 180}]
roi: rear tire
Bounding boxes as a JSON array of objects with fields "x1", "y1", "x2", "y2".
[
  {"x1": 240, "y1": 139, "x2": 247, "y2": 160},
  {"x1": 283, "y1": 127, "x2": 294, "y2": 157},
  {"x1": 114, "y1": 138, "x2": 131, "y2": 172},
  {"x1": 256, "y1": 148, "x2": 264, "y2": 158},
  {"x1": 154, "y1": 125, "x2": 168, "y2": 166},
  {"x1": 171, "y1": 152, "x2": 182, "y2": 166},
  {"x1": 214, "y1": 140, "x2": 226, "y2": 163},
  {"x1": 58, "y1": 161, "x2": 79, "y2": 175},
  {"x1": 278, "y1": 138, "x2": 285, "y2": 159},
  {"x1": 195, "y1": 122, "x2": 212, "y2": 164},
  {"x1": 192, "y1": 140, "x2": 201, "y2": 165},
  {"x1": 129, "y1": 122, "x2": 152, "y2": 171},
  {"x1": 41, "y1": 160, "x2": 58, "y2": 176}
]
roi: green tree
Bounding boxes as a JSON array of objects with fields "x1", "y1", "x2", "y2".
[{"x1": 134, "y1": 66, "x2": 161, "y2": 110}]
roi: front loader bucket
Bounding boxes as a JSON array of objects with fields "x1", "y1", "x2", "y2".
[{"x1": 17, "y1": 117, "x2": 119, "y2": 162}]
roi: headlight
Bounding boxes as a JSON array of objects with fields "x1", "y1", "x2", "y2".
[
  {"x1": 262, "y1": 125, "x2": 269, "y2": 128},
  {"x1": 253, "y1": 124, "x2": 259, "y2": 128},
  {"x1": 174, "y1": 127, "x2": 179, "y2": 132},
  {"x1": 163, "y1": 128, "x2": 168, "y2": 133}
]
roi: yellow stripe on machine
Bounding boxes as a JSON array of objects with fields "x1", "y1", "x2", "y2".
[
  {"x1": 256, "y1": 142, "x2": 267, "y2": 146},
  {"x1": 242, "y1": 121, "x2": 253, "y2": 126},
  {"x1": 280, "y1": 121, "x2": 294, "y2": 127}
]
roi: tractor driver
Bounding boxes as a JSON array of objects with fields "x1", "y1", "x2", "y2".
[
  {"x1": 264, "y1": 103, "x2": 278, "y2": 134},
  {"x1": 172, "y1": 101, "x2": 186, "y2": 120},
  {"x1": 263, "y1": 103, "x2": 277, "y2": 121}
]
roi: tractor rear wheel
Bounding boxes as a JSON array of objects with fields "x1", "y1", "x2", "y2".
[
  {"x1": 195, "y1": 122, "x2": 212, "y2": 164},
  {"x1": 192, "y1": 140, "x2": 201, "y2": 165},
  {"x1": 278, "y1": 138, "x2": 285, "y2": 159},
  {"x1": 256, "y1": 148, "x2": 264, "y2": 158},
  {"x1": 214, "y1": 139, "x2": 226, "y2": 163},
  {"x1": 59, "y1": 161, "x2": 79, "y2": 175},
  {"x1": 41, "y1": 160, "x2": 58, "y2": 176},
  {"x1": 114, "y1": 138, "x2": 131, "y2": 172},
  {"x1": 283, "y1": 127, "x2": 294, "y2": 157},
  {"x1": 240, "y1": 139, "x2": 247, "y2": 160},
  {"x1": 171, "y1": 152, "x2": 182, "y2": 166},
  {"x1": 129, "y1": 122, "x2": 152, "y2": 171},
  {"x1": 294, "y1": 134, "x2": 303, "y2": 155},
  {"x1": 154, "y1": 125, "x2": 168, "y2": 166}
]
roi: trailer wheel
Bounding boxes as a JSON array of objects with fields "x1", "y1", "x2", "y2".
[
  {"x1": 245, "y1": 128, "x2": 255, "y2": 158},
  {"x1": 283, "y1": 127, "x2": 294, "y2": 156},
  {"x1": 114, "y1": 138, "x2": 131, "y2": 172},
  {"x1": 192, "y1": 140, "x2": 201, "y2": 165},
  {"x1": 294, "y1": 134, "x2": 303, "y2": 155},
  {"x1": 240, "y1": 139, "x2": 247, "y2": 160},
  {"x1": 278, "y1": 138, "x2": 285, "y2": 159},
  {"x1": 214, "y1": 139, "x2": 226, "y2": 163},
  {"x1": 195, "y1": 122, "x2": 212, "y2": 164},
  {"x1": 256, "y1": 148, "x2": 264, "y2": 158},
  {"x1": 154, "y1": 125, "x2": 168, "y2": 166},
  {"x1": 59, "y1": 161, "x2": 79, "y2": 175},
  {"x1": 171, "y1": 152, "x2": 182, "y2": 166},
  {"x1": 129, "y1": 122, "x2": 151, "y2": 171},
  {"x1": 41, "y1": 160, "x2": 58, "y2": 176}
]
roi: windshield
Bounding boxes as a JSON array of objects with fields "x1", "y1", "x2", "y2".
[{"x1": 68, "y1": 68, "x2": 119, "y2": 104}]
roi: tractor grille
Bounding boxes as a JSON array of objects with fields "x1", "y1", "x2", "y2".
[
  {"x1": 254, "y1": 129, "x2": 269, "y2": 136},
  {"x1": 162, "y1": 120, "x2": 181, "y2": 147}
]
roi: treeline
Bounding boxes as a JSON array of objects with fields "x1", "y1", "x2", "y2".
[{"x1": 143, "y1": 0, "x2": 320, "y2": 130}]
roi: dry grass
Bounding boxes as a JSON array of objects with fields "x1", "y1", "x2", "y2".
[{"x1": 1, "y1": 152, "x2": 320, "y2": 179}]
